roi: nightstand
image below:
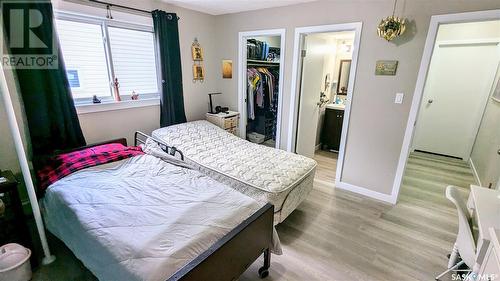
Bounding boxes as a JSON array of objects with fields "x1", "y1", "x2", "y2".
[
  {"x1": 206, "y1": 111, "x2": 240, "y2": 135},
  {"x1": 0, "y1": 170, "x2": 32, "y2": 250}
]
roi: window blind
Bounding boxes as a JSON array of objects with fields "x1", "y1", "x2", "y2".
[
  {"x1": 108, "y1": 27, "x2": 158, "y2": 97},
  {"x1": 56, "y1": 19, "x2": 112, "y2": 99}
]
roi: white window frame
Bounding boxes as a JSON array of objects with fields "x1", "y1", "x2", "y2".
[{"x1": 55, "y1": 11, "x2": 160, "y2": 106}]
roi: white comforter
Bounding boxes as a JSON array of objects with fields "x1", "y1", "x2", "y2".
[{"x1": 42, "y1": 154, "x2": 280, "y2": 281}]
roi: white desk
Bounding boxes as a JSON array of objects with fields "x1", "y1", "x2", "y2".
[
  {"x1": 468, "y1": 185, "x2": 500, "y2": 242},
  {"x1": 467, "y1": 185, "x2": 500, "y2": 279}
]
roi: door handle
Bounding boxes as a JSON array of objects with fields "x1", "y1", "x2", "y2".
[
  {"x1": 497, "y1": 149, "x2": 500, "y2": 155},
  {"x1": 428, "y1": 99, "x2": 434, "y2": 104}
]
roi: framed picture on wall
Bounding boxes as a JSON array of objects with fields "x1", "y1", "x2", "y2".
[
  {"x1": 193, "y1": 65, "x2": 205, "y2": 81},
  {"x1": 191, "y1": 46, "x2": 204, "y2": 61},
  {"x1": 491, "y1": 62, "x2": 500, "y2": 103},
  {"x1": 222, "y1": 60, "x2": 232, "y2": 79}
]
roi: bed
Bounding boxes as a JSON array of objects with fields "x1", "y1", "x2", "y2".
[
  {"x1": 39, "y1": 136, "x2": 281, "y2": 281},
  {"x1": 152, "y1": 120, "x2": 317, "y2": 225}
]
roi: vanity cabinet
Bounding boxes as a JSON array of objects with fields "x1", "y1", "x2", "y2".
[{"x1": 321, "y1": 108, "x2": 344, "y2": 151}]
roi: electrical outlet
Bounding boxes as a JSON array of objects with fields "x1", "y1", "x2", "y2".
[{"x1": 395, "y1": 93, "x2": 404, "y2": 104}]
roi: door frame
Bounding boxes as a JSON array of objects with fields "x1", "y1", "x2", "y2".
[
  {"x1": 287, "y1": 22, "x2": 362, "y2": 187},
  {"x1": 238, "y1": 29, "x2": 286, "y2": 149},
  {"x1": 392, "y1": 9, "x2": 500, "y2": 203}
]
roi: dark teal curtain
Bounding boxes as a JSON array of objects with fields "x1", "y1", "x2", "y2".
[
  {"x1": 152, "y1": 10, "x2": 187, "y2": 127},
  {"x1": 2, "y1": 1, "x2": 85, "y2": 156}
]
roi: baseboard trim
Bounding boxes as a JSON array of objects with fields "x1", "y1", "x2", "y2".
[
  {"x1": 335, "y1": 181, "x2": 396, "y2": 205},
  {"x1": 315, "y1": 144, "x2": 321, "y2": 151},
  {"x1": 469, "y1": 157, "x2": 482, "y2": 187}
]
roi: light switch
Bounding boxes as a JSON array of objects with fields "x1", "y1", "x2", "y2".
[{"x1": 395, "y1": 93, "x2": 404, "y2": 104}]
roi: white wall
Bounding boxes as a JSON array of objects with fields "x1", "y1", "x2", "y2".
[
  {"x1": 213, "y1": 0, "x2": 500, "y2": 195},
  {"x1": 471, "y1": 99, "x2": 500, "y2": 188}
]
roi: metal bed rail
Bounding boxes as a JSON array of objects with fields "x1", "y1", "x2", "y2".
[{"x1": 134, "y1": 131, "x2": 184, "y2": 161}]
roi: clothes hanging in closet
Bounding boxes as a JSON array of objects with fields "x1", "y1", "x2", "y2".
[{"x1": 247, "y1": 67, "x2": 277, "y2": 121}]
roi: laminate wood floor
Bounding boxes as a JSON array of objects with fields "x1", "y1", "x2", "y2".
[
  {"x1": 32, "y1": 152, "x2": 474, "y2": 281},
  {"x1": 240, "y1": 151, "x2": 474, "y2": 281},
  {"x1": 313, "y1": 150, "x2": 338, "y2": 184}
]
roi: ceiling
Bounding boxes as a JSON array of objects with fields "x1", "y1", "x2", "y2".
[{"x1": 161, "y1": 0, "x2": 317, "y2": 15}]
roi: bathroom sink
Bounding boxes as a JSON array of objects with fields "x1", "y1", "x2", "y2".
[{"x1": 326, "y1": 103, "x2": 345, "y2": 110}]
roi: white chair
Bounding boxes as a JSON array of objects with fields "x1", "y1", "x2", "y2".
[{"x1": 435, "y1": 185, "x2": 476, "y2": 280}]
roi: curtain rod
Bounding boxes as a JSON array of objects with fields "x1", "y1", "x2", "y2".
[{"x1": 88, "y1": 0, "x2": 181, "y2": 19}]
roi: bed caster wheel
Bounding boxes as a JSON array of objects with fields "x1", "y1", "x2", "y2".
[{"x1": 258, "y1": 267, "x2": 269, "y2": 278}]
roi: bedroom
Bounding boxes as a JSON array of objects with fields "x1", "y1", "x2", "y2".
[{"x1": 0, "y1": 0, "x2": 499, "y2": 280}]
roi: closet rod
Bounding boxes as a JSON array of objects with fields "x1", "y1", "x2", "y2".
[{"x1": 88, "y1": 0, "x2": 181, "y2": 19}]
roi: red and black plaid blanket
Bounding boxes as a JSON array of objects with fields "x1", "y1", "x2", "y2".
[{"x1": 37, "y1": 143, "x2": 144, "y2": 191}]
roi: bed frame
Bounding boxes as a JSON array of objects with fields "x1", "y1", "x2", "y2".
[
  {"x1": 38, "y1": 132, "x2": 274, "y2": 280},
  {"x1": 169, "y1": 203, "x2": 274, "y2": 280}
]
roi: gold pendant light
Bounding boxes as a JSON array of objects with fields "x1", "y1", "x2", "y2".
[{"x1": 377, "y1": 0, "x2": 406, "y2": 41}]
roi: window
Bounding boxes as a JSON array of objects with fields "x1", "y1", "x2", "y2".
[
  {"x1": 108, "y1": 27, "x2": 158, "y2": 96},
  {"x1": 55, "y1": 14, "x2": 159, "y2": 104},
  {"x1": 57, "y1": 20, "x2": 111, "y2": 99}
]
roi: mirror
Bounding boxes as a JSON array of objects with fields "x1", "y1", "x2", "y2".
[{"x1": 336, "y1": 59, "x2": 351, "y2": 95}]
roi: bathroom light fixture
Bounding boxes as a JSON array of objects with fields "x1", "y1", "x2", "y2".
[{"x1": 377, "y1": 0, "x2": 406, "y2": 41}]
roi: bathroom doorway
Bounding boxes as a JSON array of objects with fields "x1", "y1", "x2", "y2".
[{"x1": 289, "y1": 23, "x2": 361, "y2": 187}]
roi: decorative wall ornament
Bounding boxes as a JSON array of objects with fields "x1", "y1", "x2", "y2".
[
  {"x1": 193, "y1": 64, "x2": 205, "y2": 81},
  {"x1": 377, "y1": 0, "x2": 406, "y2": 41},
  {"x1": 192, "y1": 38, "x2": 204, "y2": 82},
  {"x1": 191, "y1": 38, "x2": 204, "y2": 61}
]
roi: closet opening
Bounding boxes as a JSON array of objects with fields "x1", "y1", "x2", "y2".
[
  {"x1": 238, "y1": 29, "x2": 285, "y2": 149},
  {"x1": 288, "y1": 23, "x2": 362, "y2": 189}
]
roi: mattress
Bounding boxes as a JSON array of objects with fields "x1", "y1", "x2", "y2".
[
  {"x1": 41, "y1": 153, "x2": 281, "y2": 281},
  {"x1": 152, "y1": 121, "x2": 317, "y2": 213}
]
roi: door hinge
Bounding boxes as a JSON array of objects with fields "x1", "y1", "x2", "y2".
[{"x1": 301, "y1": 50, "x2": 307, "y2": 57}]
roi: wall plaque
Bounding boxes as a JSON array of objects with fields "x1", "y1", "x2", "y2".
[{"x1": 375, "y1": 60, "x2": 398, "y2": 75}]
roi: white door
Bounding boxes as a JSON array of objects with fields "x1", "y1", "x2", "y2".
[
  {"x1": 296, "y1": 35, "x2": 326, "y2": 158},
  {"x1": 413, "y1": 43, "x2": 500, "y2": 159}
]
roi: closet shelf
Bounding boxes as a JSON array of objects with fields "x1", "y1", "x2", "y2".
[{"x1": 247, "y1": 59, "x2": 280, "y2": 66}]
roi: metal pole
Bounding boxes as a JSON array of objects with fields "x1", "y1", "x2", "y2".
[{"x1": 0, "y1": 66, "x2": 56, "y2": 265}]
